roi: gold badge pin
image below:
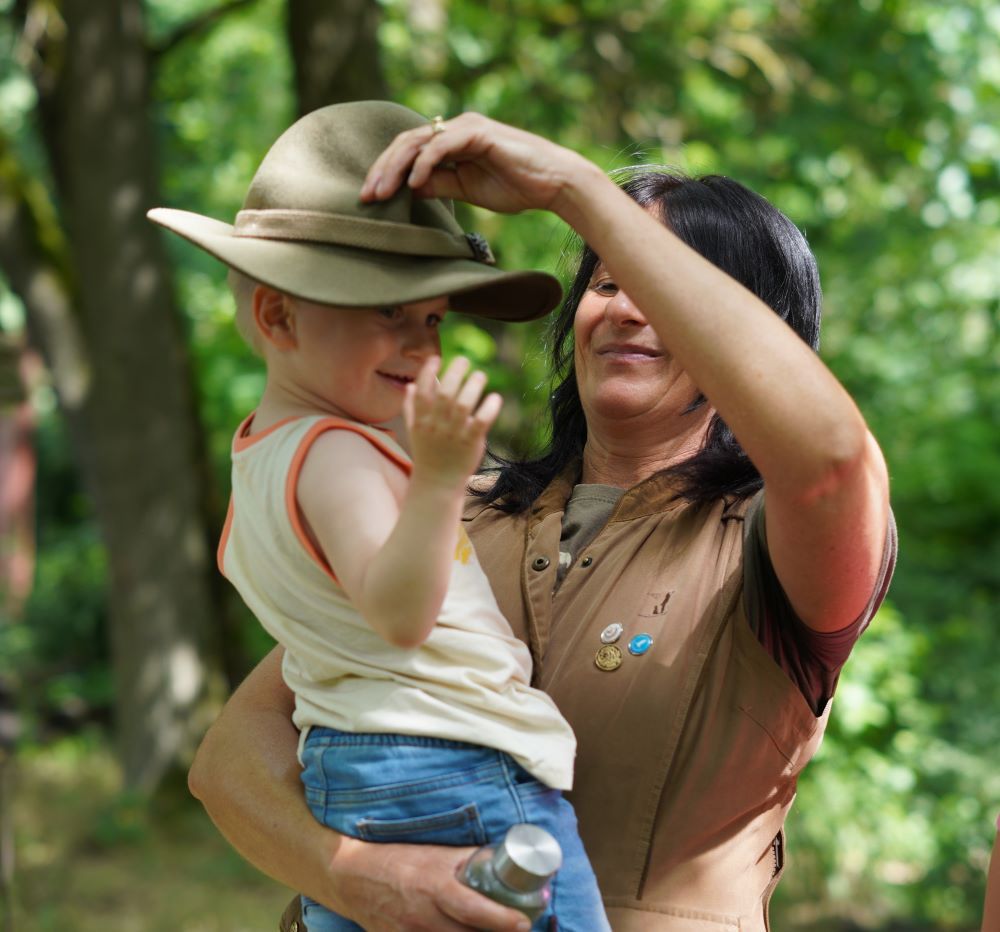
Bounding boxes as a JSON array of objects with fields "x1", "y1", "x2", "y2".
[{"x1": 594, "y1": 644, "x2": 623, "y2": 672}]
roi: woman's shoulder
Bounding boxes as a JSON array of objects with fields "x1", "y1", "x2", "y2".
[
  {"x1": 467, "y1": 472, "x2": 498, "y2": 495},
  {"x1": 463, "y1": 472, "x2": 502, "y2": 522}
]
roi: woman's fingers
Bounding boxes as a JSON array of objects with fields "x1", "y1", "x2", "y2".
[
  {"x1": 436, "y1": 872, "x2": 531, "y2": 931},
  {"x1": 361, "y1": 114, "x2": 491, "y2": 203},
  {"x1": 405, "y1": 116, "x2": 490, "y2": 190},
  {"x1": 335, "y1": 840, "x2": 529, "y2": 932},
  {"x1": 361, "y1": 120, "x2": 445, "y2": 201},
  {"x1": 361, "y1": 124, "x2": 426, "y2": 200}
]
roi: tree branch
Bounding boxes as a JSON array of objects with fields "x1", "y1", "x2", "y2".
[{"x1": 150, "y1": 0, "x2": 261, "y2": 59}]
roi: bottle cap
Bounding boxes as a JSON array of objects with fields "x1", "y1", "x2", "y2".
[{"x1": 492, "y1": 824, "x2": 563, "y2": 892}]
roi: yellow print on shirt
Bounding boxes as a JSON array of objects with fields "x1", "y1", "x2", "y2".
[{"x1": 454, "y1": 527, "x2": 473, "y2": 565}]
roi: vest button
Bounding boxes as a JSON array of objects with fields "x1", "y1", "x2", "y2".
[
  {"x1": 531, "y1": 556, "x2": 550, "y2": 571},
  {"x1": 580, "y1": 555, "x2": 593, "y2": 567}
]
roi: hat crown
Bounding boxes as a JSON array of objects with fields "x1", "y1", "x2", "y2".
[
  {"x1": 146, "y1": 100, "x2": 563, "y2": 321},
  {"x1": 242, "y1": 100, "x2": 461, "y2": 237}
]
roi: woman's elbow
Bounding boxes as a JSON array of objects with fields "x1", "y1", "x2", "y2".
[
  {"x1": 805, "y1": 428, "x2": 889, "y2": 507},
  {"x1": 187, "y1": 726, "x2": 222, "y2": 803}
]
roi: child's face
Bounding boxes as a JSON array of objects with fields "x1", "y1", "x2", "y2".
[{"x1": 283, "y1": 295, "x2": 447, "y2": 423}]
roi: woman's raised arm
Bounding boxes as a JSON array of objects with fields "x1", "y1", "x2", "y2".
[
  {"x1": 363, "y1": 113, "x2": 890, "y2": 635},
  {"x1": 189, "y1": 646, "x2": 530, "y2": 932}
]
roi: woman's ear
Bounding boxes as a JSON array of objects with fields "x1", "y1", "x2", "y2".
[{"x1": 253, "y1": 285, "x2": 297, "y2": 350}]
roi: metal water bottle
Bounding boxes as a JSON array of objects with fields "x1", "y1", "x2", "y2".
[{"x1": 460, "y1": 823, "x2": 562, "y2": 922}]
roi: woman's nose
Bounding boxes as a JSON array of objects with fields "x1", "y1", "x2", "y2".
[{"x1": 606, "y1": 289, "x2": 646, "y2": 327}]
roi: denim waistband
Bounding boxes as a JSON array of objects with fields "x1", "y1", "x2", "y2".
[{"x1": 305, "y1": 726, "x2": 503, "y2": 754}]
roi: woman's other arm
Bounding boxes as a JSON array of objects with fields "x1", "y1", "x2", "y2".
[{"x1": 188, "y1": 647, "x2": 529, "y2": 931}]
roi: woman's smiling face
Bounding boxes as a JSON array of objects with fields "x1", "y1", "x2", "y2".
[{"x1": 573, "y1": 262, "x2": 700, "y2": 428}]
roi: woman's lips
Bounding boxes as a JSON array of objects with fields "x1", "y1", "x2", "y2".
[{"x1": 596, "y1": 344, "x2": 661, "y2": 361}]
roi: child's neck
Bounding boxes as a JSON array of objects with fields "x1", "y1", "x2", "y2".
[{"x1": 250, "y1": 379, "x2": 355, "y2": 433}]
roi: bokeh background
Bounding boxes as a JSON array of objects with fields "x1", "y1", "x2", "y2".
[{"x1": 0, "y1": 0, "x2": 997, "y2": 929}]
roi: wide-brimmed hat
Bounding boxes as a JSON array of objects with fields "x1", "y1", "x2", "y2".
[{"x1": 148, "y1": 100, "x2": 562, "y2": 321}]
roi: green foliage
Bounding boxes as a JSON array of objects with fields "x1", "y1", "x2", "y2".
[
  {"x1": 13, "y1": 735, "x2": 291, "y2": 930},
  {"x1": 0, "y1": 410, "x2": 111, "y2": 739}
]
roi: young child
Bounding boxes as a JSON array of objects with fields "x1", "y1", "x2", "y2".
[{"x1": 149, "y1": 101, "x2": 609, "y2": 932}]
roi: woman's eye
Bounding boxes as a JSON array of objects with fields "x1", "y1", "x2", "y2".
[
  {"x1": 592, "y1": 279, "x2": 618, "y2": 296},
  {"x1": 377, "y1": 306, "x2": 402, "y2": 320},
  {"x1": 426, "y1": 314, "x2": 443, "y2": 328}
]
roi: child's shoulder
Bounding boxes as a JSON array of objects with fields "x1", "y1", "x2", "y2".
[{"x1": 302, "y1": 419, "x2": 410, "y2": 475}]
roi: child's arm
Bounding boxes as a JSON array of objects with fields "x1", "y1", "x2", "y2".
[{"x1": 297, "y1": 356, "x2": 500, "y2": 648}]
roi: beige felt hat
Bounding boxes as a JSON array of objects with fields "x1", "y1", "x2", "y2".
[{"x1": 148, "y1": 100, "x2": 562, "y2": 322}]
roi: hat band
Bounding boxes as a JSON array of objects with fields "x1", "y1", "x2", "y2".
[{"x1": 233, "y1": 208, "x2": 494, "y2": 264}]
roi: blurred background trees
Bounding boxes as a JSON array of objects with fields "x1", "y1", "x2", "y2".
[{"x1": 0, "y1": 0, "x2": 996, "y2": 928}]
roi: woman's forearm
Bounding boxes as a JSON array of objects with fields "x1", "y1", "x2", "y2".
[
  {"x1": 555, "y1": 160, "x2": 890, "y2": 633},
  {"x1": 189, "y1": 647, "x2": 531, "y2": 931},
  {"x1": 188, "y1": 647, "x2": 347, "y2": 907}
]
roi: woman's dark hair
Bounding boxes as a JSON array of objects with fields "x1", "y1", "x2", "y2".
[{"x1": 476, "y1": 170, "x2": 823, "y2": 513}]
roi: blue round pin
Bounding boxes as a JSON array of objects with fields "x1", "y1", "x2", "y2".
[{"x1": 627, "y1": 633, "x2": 653, "y2": 656}]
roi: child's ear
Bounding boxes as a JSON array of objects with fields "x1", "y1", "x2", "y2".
[{"x1": 253, "y1": 286, "x2": 297, "y2": 350}]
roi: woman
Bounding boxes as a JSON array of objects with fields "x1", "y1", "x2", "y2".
[{"x1": 189, "y1": 113, "x2": 894, "y2": 931}]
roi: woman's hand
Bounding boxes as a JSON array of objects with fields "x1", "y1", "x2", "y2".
[
  {"x1": 330, "y1": 835, "x2": 532, "y2": 932},
  {"x1": 360, "y1": 112, "x2": 593, "y2": 218}
]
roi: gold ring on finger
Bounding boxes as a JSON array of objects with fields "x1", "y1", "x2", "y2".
[{"x1": 430, "y1": 114, "x2": 447, "y2": 136}]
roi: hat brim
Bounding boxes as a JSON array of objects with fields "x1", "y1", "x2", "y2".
[{"x1": 149, "y1": 208, "x2": 562, "y2": 322}]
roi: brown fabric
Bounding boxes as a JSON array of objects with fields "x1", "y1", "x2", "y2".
[{"x1": 463, "y1": 470, "x2": 890, "y2": 930}]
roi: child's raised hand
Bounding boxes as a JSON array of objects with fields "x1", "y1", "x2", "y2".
[{"x1": 403, "y1": 355, "x2": 502, "y2": 489}]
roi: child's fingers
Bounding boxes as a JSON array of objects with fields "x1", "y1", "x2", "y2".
[
  {"x1": 437, "y1": 356, "x2": 471, "y2": 401},
  {"x1": 471, "y1": 391, "x2": 503, "y2": 433},
  {"x1": 454, "y1": 369, "x2": 488, "y2": 414},
  {"x1": 413, "y1": 355, "x2": 441, "y2": 407},
  {"x1": 402, "y1": 381, "x2": 417, "y2": 430}
]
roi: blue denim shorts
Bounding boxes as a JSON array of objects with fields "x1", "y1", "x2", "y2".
[{"x1": 299, "y1": 728, "x2": 609, "y2": 932}]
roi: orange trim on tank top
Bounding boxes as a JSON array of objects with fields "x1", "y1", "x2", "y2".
[
  {"x1": 217, "y1": 496, "x2": 235, "y2": 576},
  {"x1": 285, "y1": 417, "x2": 412, "y2": 583},
  {"x1": 232, "y1": 412, "x2": 300, "y2": 453}
]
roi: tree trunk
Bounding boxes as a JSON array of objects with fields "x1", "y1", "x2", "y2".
[
  {"x1": 287, "y1": 0, "x2": 388, "y2": 116},
  {"x1": 9, "y1": 0, "x2": 226, "y2": 792}
]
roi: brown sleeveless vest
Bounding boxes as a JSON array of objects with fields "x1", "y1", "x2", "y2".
[{"x1": 464, "y1": 471, "x2": 829, "y2": 930}]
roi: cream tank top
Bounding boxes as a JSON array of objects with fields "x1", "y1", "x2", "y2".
[{"x1": 219, "y1": 414, "x2": 576, "y2": 790}]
